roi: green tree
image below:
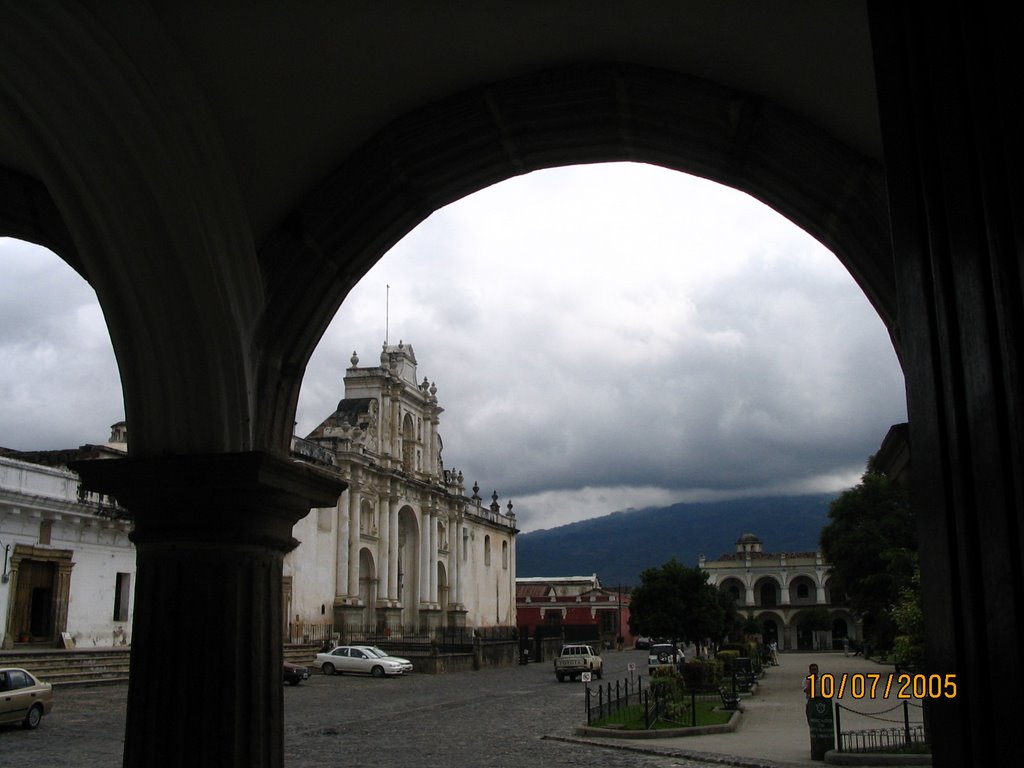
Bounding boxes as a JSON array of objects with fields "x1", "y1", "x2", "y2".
[
  {"x1": 819, "y1": 466, "x2": 916, "y2": 650},
  {"x1": 892, "y1": 561, "x2": 925, "y2": 667},
  {"x1": 628, "y1": 558, "x2": 727, "y2": 644}
]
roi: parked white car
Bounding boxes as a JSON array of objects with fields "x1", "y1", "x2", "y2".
[
  {"x1": 363, "y1": 646, "x2": 414, "y2": 673},
  {"x1": 647, "y1": 643, "x2": 684, "y2": 674},
  {"x1": 315, "y1": 645, "x2": 407, "y2": 677}
]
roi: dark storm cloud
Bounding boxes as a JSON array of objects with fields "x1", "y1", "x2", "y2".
[{"x1": 1, "y1": 164, "x2": 906, "y2": 532}]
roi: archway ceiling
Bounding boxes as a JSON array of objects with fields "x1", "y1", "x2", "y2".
[
  {"x1": 148, "y1": 1, "x2": 879, "y2": 245},
  {"x1": 0, "y1": 2, "x2": 887, "y2": 455}
]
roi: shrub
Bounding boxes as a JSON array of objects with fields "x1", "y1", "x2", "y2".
[
  {"x1": 649, "y1": 666, "x2": 688, "y2": 723},
  {"x1": 682, "y1": 658, "x2": 723, "y2": 690},
  {"x1": 716, "y1": 649, "x2": 740, "y2": 673}
]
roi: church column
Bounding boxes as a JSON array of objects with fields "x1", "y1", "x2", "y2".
[
  {"x1": 450, "y1": 513, "x2": 460, "y2": 608},
  {"x1": 419, "y1": 505, "x2": 431, "y2": 604},
  {"x1": 456, "y1": 517, "x2": 466, "y2": 607},
  {"x1": 335, "y1": 489, "x2": 350, "y2": 598},
  {"x1": 387, "y1": 493, "x2": 400, "y2": 602},
  {"x1": 71, "y1": 453, "x2": 344, "y2": 768},
  {"x1": 428, "y1": 504, "x2": 438, "y2": 604},
  {"x1": 377, "y1": 488, "x2": 390, "y2": 602},
  {"x1": 422, "y1": 415, "x2": 432, "y2": 478},
  {"x1": 347, "y1": 474, "x2": 360, "y2": 601}
]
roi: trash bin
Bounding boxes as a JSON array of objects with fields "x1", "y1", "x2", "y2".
[{"x1": 806, "y1": 697, "x2": 835, "y2": 760}]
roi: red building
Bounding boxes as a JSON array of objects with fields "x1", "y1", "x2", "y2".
[{"x1": 516, "y1": 575, "x2": 632, "y2": 649}]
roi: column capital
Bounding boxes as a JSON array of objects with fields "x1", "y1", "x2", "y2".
[{"x1": 71, "y1": 452, "x2": 346, "y2": 551}]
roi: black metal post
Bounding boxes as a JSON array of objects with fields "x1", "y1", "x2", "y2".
[
  {"x1": 835, "y1": 702, "x2": 843, "y2": 751},
  {"x1": 586, "y1": 685, "x2": 591, "y2": 725},
  {"x1": 903, "y1": 700, "x2": 911, "y2": 744}
]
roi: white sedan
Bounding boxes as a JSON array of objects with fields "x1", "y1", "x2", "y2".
[
  {"x1": 314, "y1": 645, "x2": 408, "y2": 677},
  {"x1": 363, "y1": 646, "x2": 414, "y2": 673}
]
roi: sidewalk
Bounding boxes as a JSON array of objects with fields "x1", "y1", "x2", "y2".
[{"x1": 561, "y1": 651, "x2": 925, "y2": 768}]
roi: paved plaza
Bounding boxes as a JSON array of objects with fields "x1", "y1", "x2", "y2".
[{"x1": 1, "y1": 650, "x2": 920, "y2": 768}]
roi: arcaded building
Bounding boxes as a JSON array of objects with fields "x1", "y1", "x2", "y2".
[
  {"x1": 700, "y1": 533, "x2": 859, "y2": 651},
  {"x1": 286, "y1": 342, "x2": 517, "y2": 636}
]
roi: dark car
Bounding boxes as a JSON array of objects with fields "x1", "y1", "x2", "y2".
[{"x1": 283, "y1": 661, "x2": 310, "y2": 686}]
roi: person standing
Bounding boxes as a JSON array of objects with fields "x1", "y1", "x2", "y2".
[{"x1": 803, "y1": 662, "x2": 819, "y2": 699}]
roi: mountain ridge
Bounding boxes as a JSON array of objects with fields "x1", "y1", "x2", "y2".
[{"x1": 516, "y1": 493, "x2": 835, "y2": 587}]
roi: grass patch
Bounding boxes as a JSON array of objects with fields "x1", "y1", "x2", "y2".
[{"x1": 592, "y1": 698, "x2": 733, "y2": 730}]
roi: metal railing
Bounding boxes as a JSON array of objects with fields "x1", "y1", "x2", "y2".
[
  {"x1": 835, "y1": 700, "x2": 928, "y2": 753},
  {"x1": 585, "y1": 677, "x2": 725, "y2": 729}
]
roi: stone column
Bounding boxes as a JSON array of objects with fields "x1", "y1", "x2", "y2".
[
  {"x1": 428, "y1": 506, "x2": 438, "y2": 604},
  {"x1": 335, "y1": 490, "x2": 349, "y2": 598},
  {"x1": 377, "y1": 488, "x2": 390, "y2": 603},
  {"x1": 780, "y1": 581, "x2": 791, "y2": 606},
  {"x1": 346, "y1": 478, "x2": 360, "y2": 601},
  {"x1": 870, "y1": 6, "x2": 1024, "y2": 762},
  {"x1": 388, "y1": 494, "x2": 400, "y2": 602},
  {"x1": 419, "y1": 506, "x2": 431, "y2": 604},
  {"x1": 70, "y1": 452, "x2": 344, "y2": 768},
  {"x1": 450, "y1": 514, "x2": 460, "y2": 607},
  {"x1": 456, "y1": 519, "x2": 466, "y2": 606}
]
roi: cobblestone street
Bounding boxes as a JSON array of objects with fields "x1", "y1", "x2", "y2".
[{"x1": 1, "y1": 650, "x2": 717, "y2": 768}]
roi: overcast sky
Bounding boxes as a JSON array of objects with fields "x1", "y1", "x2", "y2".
[{"x1": 0, "y1": 162, "x2": 906, "y2": 532}]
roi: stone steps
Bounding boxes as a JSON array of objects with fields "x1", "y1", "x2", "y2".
[
  {"x1": 0, "y1": 648, "x2": 131, "y2": 687},
  {"x1": 0, "y1": 644, "x2": 325, "y2": 687}
]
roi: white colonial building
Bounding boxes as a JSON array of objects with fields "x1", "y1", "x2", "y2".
[
  {"x1": 700, "y1": 533, "x2": 860, "y2": 651},
  {"x1": 0, "y1": 427, "x2": 135, "y2": 649},
  {"x1": 285, "y1": 342, "x2": 518, "y2": 638}
]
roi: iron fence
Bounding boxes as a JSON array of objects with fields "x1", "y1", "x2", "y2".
[
  {"x1": 286, "y1": 623, "x2": 517, "y2": 653},
  {"x1": 838, "y1": 725, "x2": 927, "y2": 753},
  {"x1": 585, "y1": 677, "x2": 724, "y2": 729},
  {"x1": 286, "y1": 621, "x2": 334, "y2": 645},
  {"x1": 835, "y1": 700, "x2": 928, "y2": 754},
  {"x1": 337, "y1": 624, "x2": 516, "y2": 654}
]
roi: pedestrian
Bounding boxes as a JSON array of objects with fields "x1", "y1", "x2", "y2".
[
  {"x1": 803, "y1": 662, "x2": 819, "y2": 699},
  {"x1": 770, "y1": 640, "x2": 779, "y2": 665},
  {"x1": 842, "y1": 636, "x2": 850, "y2": 657}
]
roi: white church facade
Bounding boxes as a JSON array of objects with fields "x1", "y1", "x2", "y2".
[
  {"x1": 0, "y1": 427, "x2": 135, "y2": 649},
  {"x1": 285, "y1": 342, "x2": 518, "y2": 638}
]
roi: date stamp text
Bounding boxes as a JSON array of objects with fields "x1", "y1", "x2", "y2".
[{"x1": 807, "y1": 673, "x2": 957, "y2": 699}]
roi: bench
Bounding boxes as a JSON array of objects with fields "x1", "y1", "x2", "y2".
[
  {"x1": 733, "y1": 670, "x2": 758, "y2": 693},
  {"x1": 719, "y1": 686, "x2": 740, "y2": 710}
]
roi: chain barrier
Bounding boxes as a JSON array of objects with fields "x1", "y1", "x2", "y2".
[{"x1": 836, "y1": 700, "x2": 923, "y2": 723}]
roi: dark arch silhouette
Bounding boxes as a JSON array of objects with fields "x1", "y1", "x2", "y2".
[{"x1": 253, "y1": 62, "x2": 896, "y2": 449}]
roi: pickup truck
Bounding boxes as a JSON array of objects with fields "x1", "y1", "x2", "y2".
[{"x1": 554, "y1": 644, "x2": 603, "y2": 682}]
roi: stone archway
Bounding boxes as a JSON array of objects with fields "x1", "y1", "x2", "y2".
[{"x1": 0, "y1": 7, "x2": 1019, "y2": 766}]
